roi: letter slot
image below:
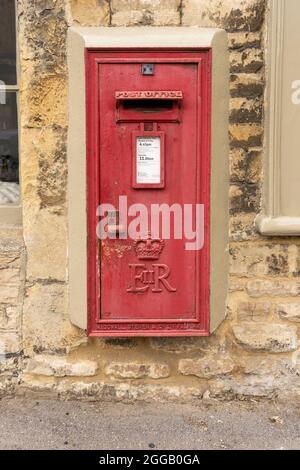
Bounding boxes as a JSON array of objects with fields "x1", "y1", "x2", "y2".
[{"x1": 116, "y1": 91, "x2": 183, "y2": 122}]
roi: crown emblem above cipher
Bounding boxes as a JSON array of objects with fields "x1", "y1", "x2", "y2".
[{"x1": 134, "y1": 233, "x2": 165, "y2": 260}]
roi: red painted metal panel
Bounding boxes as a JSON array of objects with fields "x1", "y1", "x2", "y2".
[{"x1": 86, "y1": 49, "x2": 211, "y2": 336}]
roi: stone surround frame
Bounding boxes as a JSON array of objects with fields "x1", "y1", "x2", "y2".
[
  {"x1": 256, "y1": 0, "x2": 300, "y2": 235},
  {"x1": 67, "y1": 26, "x2": 229, "y2": 332}
]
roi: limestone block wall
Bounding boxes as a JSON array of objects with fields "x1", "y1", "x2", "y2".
[
  {"x1": 0, "y1": 227, "x2": 25, "y2": 396},
  {"x1": 0, "y1": 0, "x2": 299, "y2": 401}
]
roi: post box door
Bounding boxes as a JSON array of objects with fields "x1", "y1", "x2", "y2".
[{"x1": 86, "y1": 50, "x2": 211, "y2": 336}]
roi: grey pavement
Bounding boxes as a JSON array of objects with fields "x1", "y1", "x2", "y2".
[{"x1": 0, "y1": 397, "x2": 299, "y2": 450}]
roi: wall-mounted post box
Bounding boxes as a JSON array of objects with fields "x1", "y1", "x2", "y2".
[{"x1": 67, "y1": 28, "x2": 229, "y2": 336}]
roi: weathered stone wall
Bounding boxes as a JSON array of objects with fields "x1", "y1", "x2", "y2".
[
  {"x1": 0, "y1": 227, "x2": 25, "y2": 396},
  {"x1": 0, "y1": 0, "x2": 298, "y2": 402}
]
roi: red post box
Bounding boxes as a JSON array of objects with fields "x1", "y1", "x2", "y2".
[{"x1": 67, "y1": 28, "x2": 229, "y2": 336}]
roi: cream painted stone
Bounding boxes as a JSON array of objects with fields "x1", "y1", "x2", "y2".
[
  {"x1": 182, "y1": 0, "x2": 264, "y2": 31},
  {"x1": 179, "y1": 356, "x2": 234, "y2": 379},
  {"x1": 68, "y1": 0, "x2": 110, "y2": 26},
  {"x1": 232, "y1": 323, "x2": 298, "y2": 353},
  {"x1": 25, "y1": 355, "x2": 98, "y2": 377},
  {"x1": 247, "y1": 279, "x2": 300, "y2": 298},
  {"x1": 22, "y1": 283, "x2": 83, "y2": 355},
  {"x1": 105, "y1": 362, "x2": 170, "y2": 379},
  {"x1": 256, "y1": 0, "x2": 300, "y2": 235},
  {"x1": 111, "y1": 0, "x2": 180, "y2": 26},
  {"x1": 278, "y1": 303, "x2": 300, "y2": 323}
]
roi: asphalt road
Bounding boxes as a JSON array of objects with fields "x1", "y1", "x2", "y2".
[{"x1": 0, "y1": 397, "x2": 299, "y2": 450}]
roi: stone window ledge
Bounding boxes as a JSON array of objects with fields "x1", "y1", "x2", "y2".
[
  {"x1": 256, "y1": 215, "x2": 300, "y2": 237},
  {"x1": 0, "y1": 204, "x2": 22, "y2": 225},
  {"x1": 257, "y1": 0, "x2": 300, "y2": 236}
]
